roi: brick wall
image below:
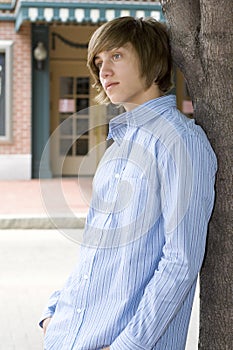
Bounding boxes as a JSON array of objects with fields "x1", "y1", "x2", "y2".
[{"x1": 0, "y1": 22, "x2": 31, "y2": 155}]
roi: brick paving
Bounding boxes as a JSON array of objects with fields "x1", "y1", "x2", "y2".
[{"x1": 0, "y1": 178, "x2": 92, "y2": 229}]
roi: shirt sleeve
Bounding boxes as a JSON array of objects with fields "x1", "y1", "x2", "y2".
[
  {"x1": 38, "y1": 290, "x2": 61, "y2": 328},
  {"x1": 110, "y1": 133, "x2": 217, "y2": 349}
]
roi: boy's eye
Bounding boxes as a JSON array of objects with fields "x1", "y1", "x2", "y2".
[
  {"x1": 95, "y1": 61, "x2": 102, "y2": 69},
  {"x1": 112, "y1": 53, "x2": 121, "y2": 60}
]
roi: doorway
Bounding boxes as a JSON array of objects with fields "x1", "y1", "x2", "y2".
[{"x1": 50, "y1": 60, "x2": 106, "y2": 176}]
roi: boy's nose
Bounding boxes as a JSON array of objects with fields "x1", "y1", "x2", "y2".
[{"x1": 100, "y1": 61, "x2": 113, "y2": 79}]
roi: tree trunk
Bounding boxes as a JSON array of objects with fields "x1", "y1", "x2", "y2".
[{"x1": 160, "y1": 1, "x2": 233, "y2": 349}]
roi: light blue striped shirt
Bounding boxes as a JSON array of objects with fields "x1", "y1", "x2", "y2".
[{"x1": 40, "y1": 95, "x2": 217, "y2": 349}]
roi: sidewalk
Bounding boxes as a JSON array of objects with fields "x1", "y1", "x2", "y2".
[
  {"x1": 0, "y1": 229, "x2": 80, "y2": 350},
  {"x1": 0, "y1": 178, "x2": 93, "y2": 229}
]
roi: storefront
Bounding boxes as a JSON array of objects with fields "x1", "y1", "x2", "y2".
[{"x1": 2, "y1": 1, "x2": 191, "y2": 180}]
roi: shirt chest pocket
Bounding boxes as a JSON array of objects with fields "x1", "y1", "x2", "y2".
[{"x1": 112, "y1": 174, "x2": 148, "y2": 217}]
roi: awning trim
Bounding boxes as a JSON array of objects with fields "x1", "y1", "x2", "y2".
[{"x1": 15, "y1": 1, "x2": 164, "y2": 31}]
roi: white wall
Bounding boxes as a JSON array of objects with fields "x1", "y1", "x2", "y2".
[{"x1": 0, "y1": 154, "x2": 31, "y2": 179}]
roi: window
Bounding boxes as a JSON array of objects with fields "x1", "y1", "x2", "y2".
[{"x1": 0, "y1": 41, "x2": 13, "y2": 142}]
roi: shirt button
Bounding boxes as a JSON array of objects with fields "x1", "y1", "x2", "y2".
[
  {"x1": 83, "y1": 274, "x2": 89, "y2": 280},
  {"x1": 115, "y1": 173, "x2": 120, "y2": 179},
  {"x1": 77, "y1": 308, "x2": 82, "y2": 313}
]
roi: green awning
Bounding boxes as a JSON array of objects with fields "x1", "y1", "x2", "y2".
[{"x1": 15, "y1": 1, "x2": 164, "y2": 31}]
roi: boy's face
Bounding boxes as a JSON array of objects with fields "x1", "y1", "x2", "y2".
[{"x1": 94, "y1": 43, "x2": 155, "y2": 111}]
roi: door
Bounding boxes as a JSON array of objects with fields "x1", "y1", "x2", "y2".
[{"x1": 50, "y1": 60, "x2": 106, "y2": 176}]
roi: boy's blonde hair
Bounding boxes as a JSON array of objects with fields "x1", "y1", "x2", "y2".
[{"x1": 87, "y1": 16, "x2": 173, "y2": 104}]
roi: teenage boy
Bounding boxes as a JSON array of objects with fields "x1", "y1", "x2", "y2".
[{"x1": 40, "y1": 17, "x2": 217, "y2": 350}]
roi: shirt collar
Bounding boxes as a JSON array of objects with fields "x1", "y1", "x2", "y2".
[{"x1": 107, "y1": 95, "x2": 177, "y2": 144}]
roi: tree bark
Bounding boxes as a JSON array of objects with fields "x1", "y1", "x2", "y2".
[{"x1": 160, "y1": 1, "x2": 233, "y2": 349}]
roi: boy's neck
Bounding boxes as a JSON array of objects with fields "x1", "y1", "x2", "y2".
[{"x1": 124, "y1": 84, "x2": 163, "y2": 112}]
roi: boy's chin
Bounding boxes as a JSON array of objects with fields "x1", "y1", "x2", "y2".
[{"x1": 108, "y1": 96, "x2": 121, "y2": 104}]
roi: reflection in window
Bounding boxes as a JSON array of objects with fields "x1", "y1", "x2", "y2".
[
  {"x1": 76, "y1": 77, "x2": 89, "y2": 95},
  {"x1": 60, "y1": 77, "x2": 73, "y2": 97},
  {"x1": 75, "y1": 139, "x2": 88, "y2": 155},
  {"x1": 0, "y1": 53, "x2": 5, "y2": 136},
  {"x1": 76, "y1": 98, "x2": 89, "y2": 113},
  {"x1": 76, "y1": 119, "x2": 89, "y2": 135},
  {"x1": 60, "y1": 139, "x2": 73, "y2": 156},
  {"x1": 0, "y1": 41, "x2": 13, "y2": 141},
  {"x1": 60, "y1": 118, "x2": 73, "y2": 136},
  {"x1": 59, "y1": 99, "x2": 75, "y2": 113}
]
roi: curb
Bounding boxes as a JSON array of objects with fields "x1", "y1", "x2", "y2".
[{"x1": 0, "y1": 214, "x2": 86, "y2": 229}]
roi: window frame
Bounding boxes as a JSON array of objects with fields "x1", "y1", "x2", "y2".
[{"x1": 0, "y1": 40, "x2": 13, "y2": 142}]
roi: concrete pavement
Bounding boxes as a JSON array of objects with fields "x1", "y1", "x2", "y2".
[
  {"x1": 0, "y1": 229, "x2": 199, "y2": 350},
  {"x1": 0, "y1": 229, "x2": 80, "y2": 350}
]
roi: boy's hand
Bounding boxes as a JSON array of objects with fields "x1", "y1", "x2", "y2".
[
  {"x1": 42, "y1": 317, "x2": 52, "y2": 335},
  {"x1": 102, "y1": 348, "x2": 110, "y2": 350}
]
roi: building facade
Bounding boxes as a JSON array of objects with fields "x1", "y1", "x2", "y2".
[{"x1": 0, "y1": 0, "x2": 190, "y2": 179}]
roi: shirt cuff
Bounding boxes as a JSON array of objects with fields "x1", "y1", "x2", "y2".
[{"x1": 110, "y1": 330, "x2": 148, "y2": 350}]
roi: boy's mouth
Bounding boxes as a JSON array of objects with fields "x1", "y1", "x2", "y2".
[{"x1": 104, "y1": 82, "x2": 119, "y2": 90}]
